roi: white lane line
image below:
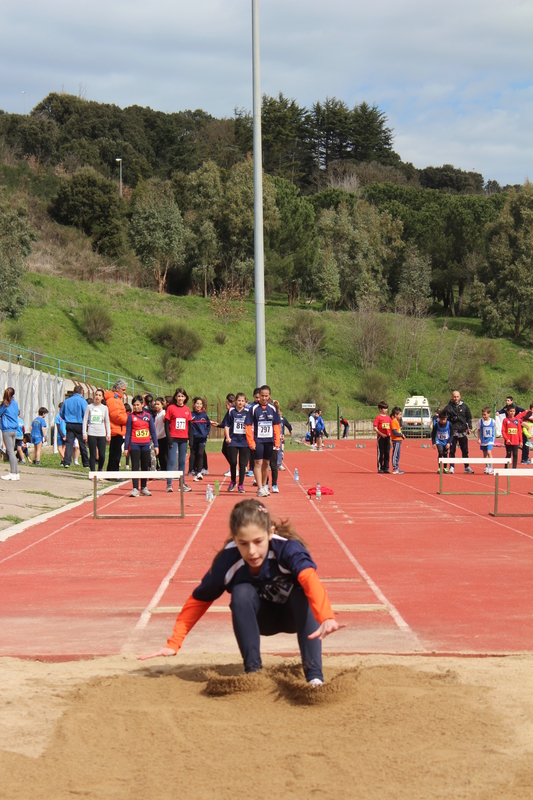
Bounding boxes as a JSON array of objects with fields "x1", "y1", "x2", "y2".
[
  {"x1": 286, "y1": 465, "x2": 426, "y2": 651},
  {"x1": 120, "y1": 482, "x2": 226, "y2": 653},
  {"x1": 330, "y1": 450, "x2": 533, "y2": 542},
  {"x1": 0, "y1": 491, "x2": 125, "y2": 566}
]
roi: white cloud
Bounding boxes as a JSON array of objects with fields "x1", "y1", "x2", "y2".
[{"x1": 1, "y1": 0, "x2": 532, "y2": 183}]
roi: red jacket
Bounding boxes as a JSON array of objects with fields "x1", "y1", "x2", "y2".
[
  {"x1": 502, "y1": 417, "x2": 522, "y2": 446},
  {"x1": 104, "y1": 390, "x2": 128, "y2": 437}
]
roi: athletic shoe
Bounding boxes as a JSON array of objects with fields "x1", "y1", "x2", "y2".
[
  {"x1": 130, "y1": 488, "x2": 139, "y2": 497},
  {"x1": 1, "y1": 474, "x2": 13, "y2": 480},
  {"x1": 257, "y1": 486, "x2": 269, "y2": 497},
  {"x1": 449, "y1": 466, "x2": 454, "y2": 474},
  {"x1": 62, "y1": 464, "x2": 69, "y2": 468},
  {"x1": 317, "y1": 447, "x2": 323, "y2": 451},
  {"x1": 73, "y1": 460, "x2": 79, "y2": 466},
  {"x1": 271, "y1": 485, "x2": 279, "y2": 493},
  {"x1": 34, "y1": 462, "x2": 41, "y2": 466},
  {"x1": 125, "y1": 465, "x2": 130, "y2": 470},
  {"x1": 194, "y1": 473, "x2": 203, "y2": 481},
  {"x1": 247, "y1": 470, "x2": 254, "y2": 478},
  {"x1": 228, "y1": 482, "x2": 236, "y2": 492},
  {"x1": 166, "y1": 485, "x2": 173, "y2": 493},
  {"x1": 140, "y1": 488, "x2": 152, "y2": 496},
  {"x1": 279, "y1": 465, "x2": 286, "y2": 471},
  {"x1": 183, "y1": 484, "x2": 192, "y2": 492},
  {"x1": 202, "y1": 469, "x2": 209, "y2": 476},
  {"x1": 308, "y1": 678, "x2": 323, "y2": 687},
  {"x1": 224, "y1": 470, "x2": 231, "y2": 477},
  {"x1": 522, "y1": 460, "x2": 532, "y2": 465},
  {"x1": 464, "y1": 466, "x2": 474, "y2": 474},
  {"x1": 188, "y1": 471, "x2": 196, "y2": 477},
  {"x1": 238, "y1": 485, "x2": 245, "y2": 493},
  {"x1": 484, "y1": 466, "x2": 489, "y2": 474},
  {"x1": 12, "y1": 474, "x2": 20, "y2": 481},
  {"x1": 443, "y1": 468, "x2": 449, "y2": 474}
]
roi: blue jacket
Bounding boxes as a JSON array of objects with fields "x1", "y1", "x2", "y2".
[
  {"x1": 60, "y1": 394, "x2": 88, "y2": 424},
  {"x1": 0, "y1": 399, "x2": 20, "y2": 432}
]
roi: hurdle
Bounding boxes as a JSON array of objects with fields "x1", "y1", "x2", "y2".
[
  {"x1": 438, "y1": 458, "x2": 511, "y2": 496},
  {"x1": 89, "y1": 471, "x2": 185, "y2": 519},
  {"x1": 491, "y1": 469, "x2": 533, "y2": 517}
]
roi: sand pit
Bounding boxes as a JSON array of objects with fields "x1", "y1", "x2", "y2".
[{"x1": 1, "y1": 654, "x2": 533, "y2": 799}]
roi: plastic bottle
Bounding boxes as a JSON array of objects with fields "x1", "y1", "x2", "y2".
[
  {"x1": 206, "y1": 484, "x2": 213, "y2": 503},
  {"x1": 316, "y1": 482, "x2": 321, "y2": 502},
  {"x1": 214, "y1": 479, "x2": 220, "y2": 496},
  {"x1": 294, "y1": 468, "x2": 299, "y2": 483}
]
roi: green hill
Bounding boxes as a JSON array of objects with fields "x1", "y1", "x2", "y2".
[{"x1": 1, "y1": 272, "x2": 532, "y2": 420}]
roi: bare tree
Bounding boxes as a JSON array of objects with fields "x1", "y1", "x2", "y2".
[{"x1": 349, "y1": 299, "x2": 390, "y2": 370}]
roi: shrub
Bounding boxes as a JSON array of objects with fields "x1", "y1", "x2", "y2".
[
  {"x1": 5, "y1": 320, "x2": 26, "y2": 344},
  {"x1": 80, "y1": 303, "x2": 113, "y2": 343},
  {"x1": 215, "y1": 330, "x2": 227, "y2": 345},
  {"x1": 481, "y1": 339, "x2": 500, "y2": 366},
  {"x1": 513, "y1": 371, "x2": 533, "y2": 393},
  {"x1": 359, "y1": 369, "x2": 389, "y2": 406},
  {"x1": 283, "y1": 311, "x2": 327, "y2": 371},
  {"x1": 161, "y1": 352, "x2": 184, "y2": 383},
  {"x1": 245, "y1": 342, "x2": 256, "y2": 355},
  {"x1": 150, "y1": 320, "x2": 203, "y2": 360}
]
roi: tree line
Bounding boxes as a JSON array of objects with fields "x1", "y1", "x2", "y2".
[{"x1": 0, "y1": 92, "x2": 531, "y2": 341}]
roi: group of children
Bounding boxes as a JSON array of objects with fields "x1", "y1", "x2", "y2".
[
  {"x1": 307, "y1": 409, "x2": 327, "y2": 450},
  {"x1": 373, "y1": 400, "x2": 533, "y2": 474}
]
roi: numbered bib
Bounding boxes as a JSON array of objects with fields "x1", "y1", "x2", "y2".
[
  {"x1": 134, "y1": 428, "x2": 150, "y2": 440},
  {"x1": 437, "y1": 432, "x2": 448, "y2": 441},
  {"x1": 91, "y1": 410, "x2": 104, "y2": 424},
  {"x1": 508, "y1": 426, "x2": 518, "y2": 436},
  {"x1": 175, "y1": 418, "x2": 186, "y2": 431},
  {"x1": 257, "y1": 420, "x2": 273, "y2": 439},
  {"x1": 233, "y1": 418, "x2": 246, "y2": 435},
  {"x1": 382, "y1": 422, "x2": 390, "y2": 429},
  {"x1": 483, "y1": 428, "x2": 492, "y2": 439}
]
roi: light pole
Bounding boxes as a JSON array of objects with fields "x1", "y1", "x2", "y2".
[
  {"x1": 252, "y1": 0, "x2": 266, "y2": 386},
  {"x1": 22, "y1": 91, "x2": 25, "y2": 115},
  {"x1": 116, "y1": 158, "x2": 122, "y2": 197}
]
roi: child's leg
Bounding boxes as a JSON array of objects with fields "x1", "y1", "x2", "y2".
[
  {"x1": 140, "y1": 447, "x2": 151, "y2": 488},
  {"x1": 383, "y1": 437, "x2": 391, "y2": 472},
  {"x1": 130, "y1": 449, "x2": 141, "y2": 490},
  {"x1": 34, "y1": 443, "x2": 42, "y2": 463},
  {"x1": 229, "y1": 583, "x2": 263, "y2": 673},
  {"x1": 288, "y1": 587, "x2": 323, "y2": 682},
  {"x1": 88, "y1": 436, "x2": 97, "y2": 472},
  {"x1": 512, "y1": 445, "x2": 519, "y2": 469},
  {"x1": 188, "y1": 446, "x2": 196, "y2": 475},
  {"x1": 238, "y1": 447, "x2": 249, "y2": 486},
  {"x1": 270, "y1": 448, "x2": 278, "y2": 487},
  {"x1": 227, "y1": 446, "x2": 238, "y2": 484},
  {"x1": 97, "y1": 437, "x2": 106, "y2": 471}
]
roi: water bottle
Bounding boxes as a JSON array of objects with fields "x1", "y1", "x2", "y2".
[
  {"x1": 316, "y1": 482, "x2": 321, "y2": 502},
  {"x1": 206, "y1": 484, "x2": 213, "y2": 503},
  {"x1": 294, "y1": 468, "x2": 299, "y2": 483},
  {"x1": 214, "y1": 479, "x2": 220, "y2": 496}
]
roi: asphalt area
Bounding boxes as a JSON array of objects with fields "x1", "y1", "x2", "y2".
[{"x1": 1, "y1": 441, "x2": 532, "y2": 799}]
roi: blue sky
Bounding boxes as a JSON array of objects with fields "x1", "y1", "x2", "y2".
[{"x1": 1, "y1": 0, "x2": 532, "y2": 184}]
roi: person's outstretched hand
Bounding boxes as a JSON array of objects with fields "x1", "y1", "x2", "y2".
[
  {"x1": 137, "y1": 647, "x2": 177, "y2": 660},
  {"x1": 308, "y1": 619, "x2": 346, "y2": 641}
]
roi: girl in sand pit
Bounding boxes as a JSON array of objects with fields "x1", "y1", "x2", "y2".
[{"x1": 139, "y1": 499, "x2": 344, "y2": 685}]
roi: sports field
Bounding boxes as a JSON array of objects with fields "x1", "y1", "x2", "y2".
[{"x1": 1, "y1": 441, "x2": 533, "y2": 798}]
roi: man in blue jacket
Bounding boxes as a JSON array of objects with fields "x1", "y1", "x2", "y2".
[{"x1": 60, "y1": 386, "x2": 89, "y2": 468}]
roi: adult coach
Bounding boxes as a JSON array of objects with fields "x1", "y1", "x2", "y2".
[
  {"x1": 245, "y1": 385, "x2": 281, "y2": 497},
  {"x1": 443, "y1": 390, "x2": 473, "y2": 474},
  {"x1": 105, "y1": 379, "x2": 128, "y2": 472},
  {"x1": 60, "y1": 386, "x2": 89, "y2": 468}
]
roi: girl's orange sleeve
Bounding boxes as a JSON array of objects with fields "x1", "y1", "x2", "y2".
[
  {"x1": 297, "y1": 568, "x2": 334, "y2": 623},
  {"x1": 274, "y1": 424, "x2": 281, "y2": 448},
  {"x1": 166, "y1": 595, "x2": 212, "y2": 652},
  {"x1": 245, "y1": 425, "x2": 255, "y2": 449}
]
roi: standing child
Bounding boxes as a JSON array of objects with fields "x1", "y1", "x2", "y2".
[
  {"x1": 432, "y1": 410, "x2": 452, "y2": 473},
  {"x1": 139, "y1": 499, "x2": 345, "y2": 685},
  {"x1": 476, "y1": 406, "x2": 496, "y2": 474},
  {"x1": 390, "y1": 406, "x2": 405, "y2": 475},
  {"x1": 30, "y1": 407, "x2": 48, "y2": 466},
  {"x1": 164, "y1": 388, "x2": 193, "y2": 493},
  {"x1": 54, "y1": 404, "x2": 67, "y2": 462},
  {"x1": 501, "y1": 405, "x2": 522, "y2": 469},
  {"x1": 15, "y1": 415, "x2": 26, "y2": 463},
  {"x1": 373, "y1": 401, "x2": 391, "y2": 474},
  {"x1": 224, "y1": 392, "x2": 250, "y2": 493},
  {"x1": 246, "y1": 385, "x2": 281, "y2": 497},
  {"x1": 154, "y1": 398, "x2": 168, "y2": 472},
  {"x1": 190, "y1": 397, "x2": 211, "y2": 481},
  {"x1": 220, "y1": 393, "x2": 235, "y2": 478},
  {"x1": 124, "y1": 395, "x2": 159, "y2": 497}
]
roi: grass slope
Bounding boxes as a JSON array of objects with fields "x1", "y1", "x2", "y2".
[{"x1": 2, "y1": 272, "x2": 533, "y2": 420}]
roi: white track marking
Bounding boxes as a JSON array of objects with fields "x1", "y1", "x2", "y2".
[
  {"x1": 0, "y1": 492, "x2": 124, "y2": 565},
  {"x1": 331, "y1": 450, "x2": 533, "y2": 541},
  {"x1": 286, "y1": 465, "x2": 425, "y2": 651}
]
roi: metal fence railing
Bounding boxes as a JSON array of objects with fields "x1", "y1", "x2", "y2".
[{"x1": 0, "y1": 340, "x2": 171, "y2": 398}]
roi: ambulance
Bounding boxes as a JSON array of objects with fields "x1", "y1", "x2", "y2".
[{"x1": 401, "y1": 396, "x2": 432, "y2": 438}]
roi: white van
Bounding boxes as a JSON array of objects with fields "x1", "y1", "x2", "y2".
[{"x1": 401, "y1": 396, "x2": 432, "y2": 438}]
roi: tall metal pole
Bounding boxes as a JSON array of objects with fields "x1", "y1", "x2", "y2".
[
  {"x1": 252, "y1": 0, "x2": 266, "y2": 386},
  {"x1": 116, "y1": 157, "x2": 122, "y2": 197}
]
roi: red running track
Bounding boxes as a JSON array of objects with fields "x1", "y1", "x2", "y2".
[{"x1": 1, "y1": 441, "x2": 532, "y2": 659}]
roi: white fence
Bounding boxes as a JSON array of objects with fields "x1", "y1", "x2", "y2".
[{"x1": 0, "y1": 363, "x2": 65, "y2": 442}]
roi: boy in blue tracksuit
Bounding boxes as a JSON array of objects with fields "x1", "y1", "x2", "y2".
[
  {"x1": 30, "y1": 407, "x2": 48, "y2": 466},
  {"x1": 190, "y1": 396, "x2": 211, "y2": 481},
  {"x1": 432, "y1": 411, "x2": 452, "y2": 473},
  {"x1": 15, "y1": 416, "x2": 26, "y2": 463}
]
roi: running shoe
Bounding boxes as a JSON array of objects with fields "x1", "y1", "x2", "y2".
[
  {"x1": 224, "y1": 470, "x2": 231, "y2": 477},
  {"x1": 194, "y1": 473, "x2": 203, "y2": 481},
  {"x1": 1, "y1": 474, "x2": 13, "y2": 480},
  {"x1": 238, "y1": 484, "x2": 245, "y2": 493},
  {"x1": 279, "y1": 465, "x2": 286, "y2": 471},
  {"x1": 271, "y1": 485, "x2": 279, "y2": 493},
  {"x1": 464, "y1": 466, "x2": 474, "y2": 474},
  {"x1": 443, "y1": 468, "x2": 449, "y2": 474},
  {"x1": 449, "y1": 466, "x2": 454, "y2": 474},
  {"x1": 308, "y1": 678, "x2": 323, "y2": 687},
  {"x1": 228, "y1": 482, "x2": 236, "y2": 492},
  {"x1": 130, "y1": 488, "x2": 139, "y2": 497},
  {"x1": 247, "y1": 470, "x2": 254, "y2": 477},
  {"x1": 183, "y1": 484, "x2": 192, "y2": 492},
  {"x1": 202, "y1": 469, "x2": 209, "y2": 475},
  {"x1": 11, "y1": 474, "x2": 20, "y2": 481},
  {"x1": 166, "y1": 485, "x2": 173, "y2": 493},
  {"x1": 257, "y1": 486, "x2": 269, "y2": 497},
  {"x1": 140, "y1": 487, "x2": 152, "y2": 496}
]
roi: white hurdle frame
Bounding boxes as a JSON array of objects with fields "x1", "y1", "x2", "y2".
[
  {"x1": 438, "y1": 458, "x2": 511, "y2": 496},
  {"x1": 89, "y1": 471, "x2": 185, "y2": 519},
  {"x1": 491, "y1": 468, "x2": 533, "y2": 517}
]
